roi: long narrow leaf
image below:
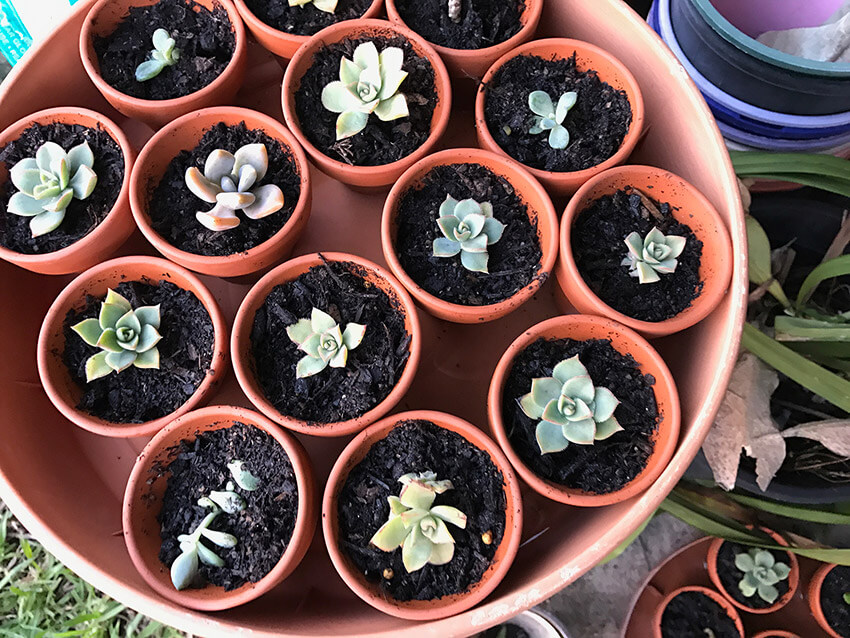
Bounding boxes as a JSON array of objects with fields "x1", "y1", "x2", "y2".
[
  {"x1": 738, "y1": 174, "x2": 850, "y2": 198},
  {"x1": 796, "y1": 254, "x2": 850, "y2": 307},
  {"x1": 774, "y1": 316, "x2": 850, "y2": 342},
  {"x1": 659, "y1": 497, "x2": 767, "y2": 544},
  {"x1": 731, "y1": 151, "x2": 850, "y2": 182},
  {"x1": 728, "y1": 493, "x2": 850, "y2": 525}
]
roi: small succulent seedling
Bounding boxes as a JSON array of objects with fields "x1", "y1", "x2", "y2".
[
  {"x1": 186, "y1": 144, "x2": 285, "y2": 231},
  {"x1": 370, "y1": 472, "x2": 467, "y2": 573},
  {"x1": 71, "y1": 289, "x2": 162, "y2": 382},
  {"x1": 7, "y1": 141, "x2": 97, "y2": 237},
  {"x1": 621, "y1": 227, "x2": 687, "y2": 284},
  {"x1": 135, "y1": 29, "x2": 180, "y2": 82},
  {"x1": 519, "y1": 355, "x2": 622, "y2": 454},
  {"x1": 227, "y1": 459, "x2": 260, "y2": 491},
  {"x1": 288, "y1": 0, "x2": 337, "y2": 12},
  {"x1": 432, "y1": 195, "x2": 506, "y2": 274},
  {"x1": 321, "y1": 41, "x2": 409, "y2": 141},
  {"x1": 734, "y1": 548, "x2": 791, "y2": 604},
  {"x1": 286, "y1": 307, "x2": 366, "y2": 378},
  {"x1": 843, "y1": 591, "x2": 850, "y2": 605},
  {"x1": 170, "y1": 501, "x2": 238, "y2": 591},
  {"x1": 201, "y1": 482, "x2": 245, "y2": 515},
  {"x1": 447, "y1": 0, "x2": 461, "y2": 22},
  {"x1": 528, "y1": 90, "x2": 578, "y2": 150}
]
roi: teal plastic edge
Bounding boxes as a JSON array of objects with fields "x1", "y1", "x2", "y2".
[{"x1": 0, "y1": 0, "x2": 33, "y2": 66}]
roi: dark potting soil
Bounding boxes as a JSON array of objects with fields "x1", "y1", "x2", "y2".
[
  {"x1": 501, "y1": 337, "x2": 659, "y2": 494},
  {"x1": 394, "y1": 163, "x2": 543, "y2": 306},
  {"x1": 338, "y1": 419, "x2": 506, "y2": 601},
  {"x1": 572, "y1": 188, "x2": 704, "y2": 322},
  {"x1": 716, "y1": 541, "x2": 790, "y2": 609},
  {"x1": 157, "y1": 422, "x2": 298, "y2": 591},
  {"x1": 0, "y1": 122, "x2": 124, "y2": 255},
  {"x1": 62, "y1": 280, "x2": 214, "y2": 423},
  {"x1": 294, "y1": 36, "x2": 437, "y2": 166},
  {"x1": 822, "y1": 565, "x2": 850, "y2": 638},
  {"x1": 479, "y1": 626, "x2": 530, "y2": 638},
  {"x1": 147, "y1": 123, "x2": 301, "y2": 257},
  {"x1": 394, "y1": 0, "x2": 525, "y2": 51},
  {"x1": 483, "y1": 53, "x2": 632, "y2": 173},
  {"x1": 243, "y1": 0, "x2": 374, "y2": 36},
  {"x1": 249, "y1": 260, "x2": 411, "y2": 424},
  {"x1": 660, "y1": 591, "x2": 740, "y2": 638},
  {"x1": 93, "y1": 0, "x2": 235, "y2": 101}
]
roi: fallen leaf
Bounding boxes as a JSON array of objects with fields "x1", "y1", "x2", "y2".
[{"x1": 781, "y1": 419, "x2": 850, "y2": 457}]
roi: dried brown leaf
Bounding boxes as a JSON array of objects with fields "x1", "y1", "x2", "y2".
[{"x1": 782, "y1": 419, "x2": 850, "y2": 457}]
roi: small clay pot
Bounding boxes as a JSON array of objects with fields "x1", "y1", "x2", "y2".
[
  {"x1": 231, "y1": 252, "x2": 421, "y2": 437},
  {"x1": 79, "y1": 0, "x2": 248, "y2": 129},
  {"x1": 322, "y1": 409, "x2": 522, "y2": 620},
  {"x1": 487, "y1": 314, "x2": 680, "y2": 506},
  {"x1": 381, "y1": 147, "x2": 559, "y2": 323},
  {"x1": 130, "y1": 106, "x2": 312, "y2": 277},
  {"x1": 122, "y1": 405, "x2": 318, "y2": 611},
  {"x1": 281, "y1": 19, "x2": 452, "y2": 190},
  {"x1": 557, "y1": 165, "x2": 733, "y2": 338},
  {"x1": 475, "y1": 38, "x2": 645, "y2": 196},
  {"x1": 809, "y1": 563, "x2": 845, "y2": 638},
  {"x1": 37, "y1": 256, "x2": 228, "y2": 438},
  {"x1": 652, "y1": 586, "x2": 744, "y2": 638},
  {"x1": 0, "y1": 107, "x2": 135, "y2": 276},
  {"x1": 751, "y1": 631, "x2": 802, "y2": 638}
]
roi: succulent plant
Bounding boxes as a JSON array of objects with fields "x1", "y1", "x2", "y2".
[
  {"x1": 519, "y1": 355, "x2": 623, "y2": 454},
  {"x1": 621, "y1": 227, "x2": 687, "y2": 284},
  {"x1": 286, "y1": 307, "x2": 366, "y2": 379},
  {"x1": 734, "y1": 548, "x2": 791, "y2": 604},
  {"x1": 288, "y1": 0, "x2": 338, "y2": 12},
  {"x1": 432, "y1": 195, "x2": 506, "y2": 274},
  {"x1": 370, "y1": 472, "x2": 467, "y2": 573},
  {"x1": 321, "y1": 41, "x2": 409, "y2": 141},
  {"x1": 844, "y1": 591, "x2": 850, "y2": 605},
  {"x1": 170, "y1": 501, "x2": 238, "y2": 591},
  {"x1": 528, "y1": 90, "x2": 578, "y2": 150},
  {"x1": 71, "y1": 289, "x2": 162, "y2": 383},
  {"x1": 135, "y1": 29, "x2": 181, "y2": 82},
  {"x1": 201, "y1": 482, "x2": 246, "y2": 515},
  {"x1": 447, "y1": 0, "x2": 461, "y2": 22},
  {"x1": 7, "y1": 141, "x2": 97, "y2": 237},
  {"x1": 227, "y1": 459, "x2": 260, "y2": 491}
]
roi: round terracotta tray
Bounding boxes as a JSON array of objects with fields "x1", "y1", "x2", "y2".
[{"x1": 0, "y1": 0, "x2": 745, "y2": 636}]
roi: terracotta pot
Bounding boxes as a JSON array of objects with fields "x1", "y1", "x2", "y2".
[
  {"x1": 652, "y1": 586, "x2": 744, "y2": 638},
  {"x1": 130, "y1": 106, "x2": 312, "y2": 277},
  {"x1": 475, "y1": 38, "x2": 645, "y2": 196},
  {"x1": 322, "y1": 409, "x2": 523, "y2": 620},
  {"x1": 37, "y1": 256, "x2": 228, "y2": 438},
  {"x1": 231, "y1": 252, "x2": 422, "y2": 437},
  {"x1": 751, "y1": 632, "x2": 802, "y2": 638},
  {"x1": 556, "y1": 165, "x2": 734, "y2": 338},
  {"x1": 122, "y1": 405, "x2": 318, "y2": 611},
  {"x1": 281, "y1": 19, "x2": 452, "y2": 190},
  {"x1": 808, "y1": 563, "x2": 845, "y2": 638},
  {"x1": 0, "y1": 107, "x2": 135, "y2": 275},
  {"x1": 487, "y1": 314, "x2": 680, "y2": 506},
  {"x1": 79, "y1": 0, "x2": 248, "y2": 129},
  {"x1": 381, "y1": 147, "x2": 559, "y2": 324},
  {"x1": 384, "y1": 0, "x2": 543, "y2": 79}
]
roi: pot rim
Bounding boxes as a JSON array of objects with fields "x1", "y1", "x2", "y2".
[
  {"x1": 808, "y1": 562, "x2": 844, "y2": 638},
  {"x1": 652, "y1": 585, "x2": 745, "y2": 638}
]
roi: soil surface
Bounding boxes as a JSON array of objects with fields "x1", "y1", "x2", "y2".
[
  {"x1": 250, "y1": 259, "x2": 411, "y2": 424},
  {"x1": 148, "y1": 122, "x2": 301, "y2": 257},
  {"x1": 63, "y1": 280, "x2": 214, "y2": 423},
  {"x1": 337, "y1": 419, "x2": 506, "y2": 601},
  {"x1": 572, "y1": 188, "x2": 704, "y2": 322},
  {"x1": 716, "y1": 541, "x2": 791, "y2": 609},
  {"x1": 479, "y1": 627, "x2": 530, "y2": 638},
  {"x1": 244, "y1": 0, "x2": 374, "y2": 36},
  {"x1": 483, "y1": 53, "x2": 632, "y2": 172},
  {"x1": 93, "y1": 0, "x2": 235, "y2": 100},
  {"x1": 394, "y1": 162, "x2": 542, "y2": 306},
  {"x1": 158, "y1": 422, "x2": 298, "y2": 590},
  {"x1": 0, "y1": 122, "x2": 124, "y2": 254},
  {"x1": 822, "y1": 565, "x2": 850, "y2": 637},
  {"x1": 294, "y1": 36, "x2": 437, "y2": 166},
  {"x1": 660, "y1": 591, "x2": 740, "y2": 638},
  {"x1": 395, "y1": 0, "x2": 525, "y2": 51},
  {"x1": 501, "y1": 337, "x2": 659, "y2": 494}
]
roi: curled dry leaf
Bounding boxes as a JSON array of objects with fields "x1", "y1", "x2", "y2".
[{"x1": 781, "y1": 420, "x2": 850, "y2": 458}]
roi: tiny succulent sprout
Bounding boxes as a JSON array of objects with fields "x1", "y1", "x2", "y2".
[
  {"x1": 205, "y1": 483, "x2": 246, "y2": 515},
  {"x1": 528, "y1": 90, "x2": 578, "y2": 150},
  {"x1": 186, "y1": 144, "x2": 285, "y2": 231},
  {"x1": 519, "y1": 355, "x2": 623, "y2": 454},
  {"x1": 8, "y1": 141, "x2": 97, "y2": 237},
  {"x1": 447, "y1": 0, "x2": 461, "y2": 22},
  {"x1": 844, "y1": 592, "x2": 850, "y2": 605},
  {"x1": 135, "y1": 29, "x2": 180, "y2": 82},
  {"x1": 227, "y1": 459, "x2": 260, "y2": 491},
  {"x1": 288, "y1": 0, "x2": 337, "y2": 12},
  {"x1": 286, "y1": 307, "x2": 367, "y2": 378},
  {"x1": 621, "y1": 227, "x2": 687, "y2": 284},
  {"x1": 432, "y1": 195, "x2": 506, "y2": 274},
  {"x1": 369, "y1": 472, "x2": 467, "y2": 573},
  {"x1": 170, "y1": 504, "x2": 238, "y2": 591},
  {"x1": 734, "y1": 548, "x2": 791, "y2": 604},
  {"x1": 71, "y1": 289, "x2": 162, "y2": 382},
  {"x1": 321, "y1": 41, "x2": 409, "y2": 141}
]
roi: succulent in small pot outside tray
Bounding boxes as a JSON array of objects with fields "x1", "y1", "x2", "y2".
[{"x1": 734, "y1": 548, "x2": 791, "y2": 605}]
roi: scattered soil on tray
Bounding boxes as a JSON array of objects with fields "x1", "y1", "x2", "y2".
[
  {"x1": 394, "y1": 162, "x2": 542, "y2": 306},
  {"x1": 660, "y1": 591, "x2": 740, "y2": 638},
  {"x1": 501, "y1": 337, "x2": 659, "y2": 494},
  {"x1": 716, "y1": 541, "x2": 791, "y2": 609},
  {"x1": 158, "y1": 422, "x2": 298, "y2": 590},
  {"x1": 822, "y1": 565, "x2": 850, "y2": 637},
  {"x1": 337, "y1": 419, "x2": 506, "y2": 601},
  {"x1": 63, "y1": 280, "x2": 214, "y2": 423},
  {"x1": 244, "y1": 0, "x2": 374, "y2": 36},
  {"x1": 0, "y1": 122, "x2": 124, "y2": 255}
]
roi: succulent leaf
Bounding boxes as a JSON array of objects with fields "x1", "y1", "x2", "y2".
[
  {"x1": 734, "y1": 548, "x2": 790, "y2": 603},
  {"x1": 136, "y1": 29, "x2": 180, "y2": 82},
  {"x1": 287, "y1": 307, "x2": 366, "y2": 378},
  {"x1": 527, "y1": 90, "x2": 578, "y2": 149},
  {"x1": 227, "y1": 459, "x2": 260, "y2": 491},
  {"x1": 621, "y1": 226, "x2": 687, "y2": 284},
  {"x1": 432, "y1": 194, "x2": 505, "y2": 273}
]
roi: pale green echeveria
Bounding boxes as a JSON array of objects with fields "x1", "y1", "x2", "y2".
[
  {"x1": 528, "y1": 90, "x2": 578, "y2": 150},
  {"x1": 8, "y1": 141, "x2": 97, "y2": 237},
  {"x1": 186, "y1": 144, "x2": 285, "y2": 231},
  {"x1": 286, "y1": 307, "x2": 366, "y2": 378},
  {"x1": 399, "y1": 471, "x2": 452, "y2": 494},
  {"x1": 288, "y1": 0, "x2": 338, "y2": 12},
  {"x1": 432, "y1": 195, "x2": 506, "y2": 274},
  {"x1": 519, "y1": 354, "x2": 623, "y2": 454},
  {"x1": 370, "y1": 473, "x2": 467, "y2": 573},
  {"x1": 227, "y1": 459, "x2": 260, "y2": 491},
  {"x1": 201, "y1": 482, "x2": 246, "y2": 515},
  {"x1": 71, "y1": 289, "x2": 162, "y2": 383},
  {"x1": 321, "y1": 42, "x2": 409, "y2": 140},
  {"x1": 135, "y1": 28, "x2": 181, "y2": 82},
  {"x1": 621, "y1": 226, "x2": 687, "y2": 284},
  {"x1": 735, "y1": 548, "x2": 791, "y2": 604},
  {"x1": 170, "y1": 501, "x2": 238, "y2": 591}
]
